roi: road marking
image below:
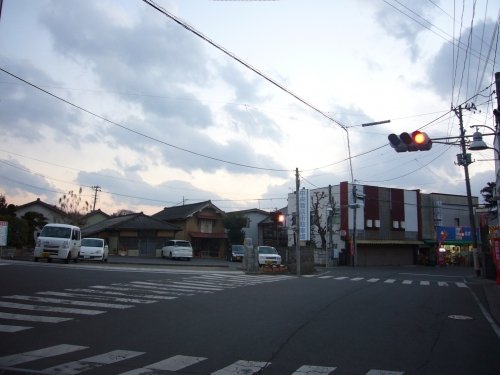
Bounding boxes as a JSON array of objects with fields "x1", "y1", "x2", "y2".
[
  {"x1": 303, "y1": 275, "x2": 315, "y2": 278},
  {"x1": 351, "y1": 277, "x2": 364, "y2": 281},
  {"x1": 384, "y1": 279, "x2": 396, "y2": 284},
  {"x1": 438, "y1": 282, "x2": 449, "y2": 287},
  {"x1": 402, "y1": 280, "x2": 413, "y2": 285},
  {"x1": 319, "y1": 276, "x2": 333, "y2": 279},
  {"x1": 420, "y1": 281, "x2": 430, "y2": 286},
  {"x1": 171, "y1": 282, "x2": 225, "y2": 291},
  {"x1": 0, "y1": 324, "x2": 32, "y2": 332},
  {"x1": 0, "y1": 301, "x2": 105, "y2": 315},
  {"x1": 335, "y1": 277, "x2": 349, "y2": 280},
  {"x1": 212, "y1": 360, "x2": 270, "y2": 375},
  {"x1": 0, "y1": 344, "x2": 87, "y2": 367},
  {"x1": 119, "y1": 354, "x2": 207, "y2": 374},
  {"x1": 292, "y1": 365, "x2": 337, "y2": 374},
  {"x1": 456, "y1": 282, "x2": 468, "y2": 288},
  {"x1": 367, "y1": 278, "x2": 379, "y2": 283},
  {"x1": 366, "y1": 370, "x2": 404, "y2": 375},
  {"x1": 4, "y1": 295, "x2": 133, "y2": 309},
  {"x1": 43, "y1": 349, "x2": 144, "y2": 374},
  {"x1": 67, "y1": 287, "x2": 181, "y2": 299},
  {"x1": 0, "y1": 312, "x2": 73, "y2": 323},
  {"x1": 37, "y1": 291, "x2": 158, "y2": 304}
]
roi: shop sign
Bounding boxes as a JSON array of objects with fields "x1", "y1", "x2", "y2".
[
  {"x1": 489, "y1": 227, "x2": 500, "y2": 285},
  {"x1": 436, "y1": 226, "x2": 477, "y2": 243},
  {"x1": 0, "y1": 221, "x2": 7, "y2": 247}
]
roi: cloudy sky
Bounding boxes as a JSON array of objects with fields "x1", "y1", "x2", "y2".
[{"x1": 0, "y1": 0, "x2": 498, "y2": 216}]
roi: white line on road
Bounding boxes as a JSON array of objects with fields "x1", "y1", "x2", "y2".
[
  {"x1": 384, "y1": 279, "x2": 396, "y2": 283},
  {"x1": 0, "y1": 301, "x2": 105, "y2": 315},
  {"x1": 335, "y1": 277, "x2": 349, "y2": 280},
  {"x1": 37, "y1": 291, "x2": 158, "y2": 304},
  {"x1": 367, "y1": 278, "x2": 380, "y2": 283},
  {"x1": 43, "y1": 350, "x2": 144, "y2": 375},
  {"x1": 0, "y1": 324, "x2": 32, "y2": 332},
  {"x1": 3, "y1": 295, "x2": 133, "y2": 309},
  {"x1": 456, "y1": 282, "x2": 468, "y2": 288},
  {"x1": 211, "y1": 360, "x2": 270, "y2": 375},
  {"x1": 438, "y1": 282, "x2": 449, "y2": 287},
  {"x1": 0, "y1": 344, "x2": 87, "y2": 367},
  {"x1": 402, "y1": 280, "x2": 413, "y2": 285},
  {"x1": 420, "y1": 281, "x2": 430, "y2": 286},
  {"x1": 292, "y1": 365, "x2": 337, "y2": 374},
  {"x1": 351, "y1": 277, "x2": 364, "y2": 281},
  {"x1": 118, "y1": 354, "x2": 207, "y2": 374},
  {"x1": 0, "y1": 312, "x2": 73, "y2": 323}
]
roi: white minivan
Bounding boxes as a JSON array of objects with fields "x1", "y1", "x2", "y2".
[{"x1": 34, "y1": 223, "x2": 81, "y2": 263}]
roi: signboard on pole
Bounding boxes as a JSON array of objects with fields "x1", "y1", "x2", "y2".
[
  {"x1": 0, "y1": 221, "x2": 7, "y2": 246},
  {"x1": 299, "y1": 188, "x2": 310, "y2": 241}
]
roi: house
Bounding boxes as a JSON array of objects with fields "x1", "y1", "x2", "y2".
[
  {"x1": 227, "y1": 208, "x2": 269, "y2": 247},
  {"x1": 81, "y1": 212, "x2": 181, "y2": 257},
  {"x1": 15, "y1": 198, "x2": 67, "y2": 224},
  {"x1": 152, "y1": 201, "x2": 227, "y2": 258},
  {"x1": 287, "y1": 182, "x2": 480, "y2": 267},
  {"x1": 80, "y1": 209, "x2": 110, "y2": 228}
]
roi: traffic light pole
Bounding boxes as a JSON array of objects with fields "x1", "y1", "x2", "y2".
[{"x1": 456, "y1": 105, "x2": 481, "y2": 276}]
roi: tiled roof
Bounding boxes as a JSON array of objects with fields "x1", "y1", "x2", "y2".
[
  {"x1": 152, "y1": 200, "x2": 224, "y2": 221},
  {"x1": 82, "y1": 212, "x2": 181, "y2": 237}
]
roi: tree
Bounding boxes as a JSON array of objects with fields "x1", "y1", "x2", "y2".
[
  {"x1": 0, "y1": 194, "x2": 16, "y2": 216},
  {"x1": 480, "y1": 181, "x2": 498, "y2": 215},
  {"x1": 223, "y1": 213, "x2": 246, "y2": 245},
  {"x1": 22, "y1": 211, "x2": 48, "y2": 246},
  {"x1": 311, "y1": 191, "x2": 328, "y2": 250},
  {"x1": 58, "y1": 187, "x2": 90, "y2": 225}
]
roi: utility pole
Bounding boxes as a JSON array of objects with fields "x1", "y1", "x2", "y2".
[
  {"x1": 352, "y1": 183, "x2": 357, "y2": 267},
  {"x1": 295, "y1": 167, "x2": 301, "y2": 276},
  {"x1": 455, "y1": 105, "x2": 481, "y2": 276},
  {"x1": 91, "y1": 185, "x2": 101, "y2": 211}
]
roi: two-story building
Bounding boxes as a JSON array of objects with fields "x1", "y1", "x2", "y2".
[
  {"x1": 152, "y1": 200, "x2": 227, "y2": 258},
  {"x1": 287, "y1": 182, "x2": 479, "y2": 267}
]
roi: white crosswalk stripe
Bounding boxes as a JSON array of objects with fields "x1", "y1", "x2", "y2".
[
  {"x1": 0, "y1": 272, "x2": 294, "y2": 333},
  {"x1": 0, "y1": 323, "x2": 31, "y2": 332},
  {"x1": 292, "y1": 365, "x2": 337, "y2": 374},
  {"x1": 119, "y1": 355, "x2": 207, "y2": 374},
  {"x1": 212, "y1": 360, "x2": 270, "y2": 374},
  {"x1": 304, "y1": 274, "x2": 468, "y2": 289},
  {"x1": 0, "y1": 344, "x2": 407, "y2": 374},
  {"x1": 43, "y1": 349, "x2": 144, "y2": 374},
  {"x1": 0, "y1": 344, "x2": 87, "y2": 367}
]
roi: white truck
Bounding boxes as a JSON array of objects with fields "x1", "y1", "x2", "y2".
[{"x1": 33, "y1": 223, "x2": 81, "y2": 263}]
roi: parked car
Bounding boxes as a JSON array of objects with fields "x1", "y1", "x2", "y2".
[
  {"x1": 33, "y1": 223, "x2": 81, "y2": 263},
  {"x1": 256, "y1": 246, "x2": 281, "y2": 266},
  {"x1": 80, "y1": 238, "x2": 109, "y2": 262},
  {"x1": 228, "y1": 244, "x2": 245, "y2": 262},
  {"x1": 161, "y1": 240, "x2": 193, "y2": 260}
]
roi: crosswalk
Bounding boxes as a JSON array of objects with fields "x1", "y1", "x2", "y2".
[
  {"x1": 303, "y1": 274, "x2": 468, "y2": 288},
  {"x1": 0, "y1": 343, "x2": 405, "y2": 374},
  {"x1": 0, "y1": 273, "x2": 293, "y2": 333}
]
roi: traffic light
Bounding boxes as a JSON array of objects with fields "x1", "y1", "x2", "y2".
[
  {"x1": 273, "y1": 211, "x2": 285, "y2": 225},
  {"x1": 388, "y1": 131, "x2": 432, "y2": 152}
]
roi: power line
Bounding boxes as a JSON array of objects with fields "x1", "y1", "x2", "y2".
[{"x1": 0, "y1": 67, "x2": 293, "y2": 173}]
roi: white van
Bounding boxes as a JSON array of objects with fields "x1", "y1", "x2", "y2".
[{"x1": 34, "y1": 223, "x2": 81, "y2": 263}]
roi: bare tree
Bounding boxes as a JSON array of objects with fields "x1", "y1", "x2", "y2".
[
  {"x1": 311, "y1": 191, "x2": 328, "y2": 250},
  {"x1": 58, "y1": 187, "x2": 90, "y2": 225}
]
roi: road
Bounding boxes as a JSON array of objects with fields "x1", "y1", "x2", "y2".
[{"x1": 0, "y1": 260, "x2": 499, "y2": 374}]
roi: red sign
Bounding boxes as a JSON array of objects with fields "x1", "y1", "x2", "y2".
[
  {"x1": 489, "y1": 227, "x2": 500, "y2": 285},
  {"x1": 492, "y1": 237, "x2": 500, "y2": 285}
]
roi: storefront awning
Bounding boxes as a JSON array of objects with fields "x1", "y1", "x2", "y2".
[
  {"x1": 189, "y1": 232, "x2": 228, "y2": 239},
  {"x1": 356, "y1": 240, "x2": 424, "y2": 245}
]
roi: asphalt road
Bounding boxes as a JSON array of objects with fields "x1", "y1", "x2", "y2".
[{"x1": 0, "y1": 261, "x2": 499, "y2": 375}]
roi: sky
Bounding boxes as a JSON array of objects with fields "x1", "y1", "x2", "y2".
[{"x1": 0, "y1": 0, "x2": 499, "y2": 216}]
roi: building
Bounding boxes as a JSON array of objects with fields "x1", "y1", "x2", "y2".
[
  {"x1": 227, "y1": 208, "x2": 269, "y2": 247},
  {"x1": 287, "y1": 182, "x2": 479, "y2": 267},
  {"x1": 152, "y1": 201, "x2": 227, "y2": 258},
  {"x1": 81, "y1": 212, "x2": 181, "y2": 256},
  {"x1": 15, "y1": 198, "x2": 67, "y2": 224}
]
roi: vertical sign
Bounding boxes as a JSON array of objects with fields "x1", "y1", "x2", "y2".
[
  {"x1": 299, "y1": 189, "x2": 310, "y2": 241},
  {"x1": 0, "y1": 221, "x2": 7, "y2": 246}
]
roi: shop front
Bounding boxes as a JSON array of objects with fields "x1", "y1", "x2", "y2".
[{"x1": 432, "y1": 225, "x2": 479, "y2": 266}]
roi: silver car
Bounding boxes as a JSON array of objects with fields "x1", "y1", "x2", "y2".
[
  {"x1": 257, "y1": 246, "x2": 281, "y2": 266},
  {"x1": 80, "y1": 238, "x2": 109, "y2": 262}
]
